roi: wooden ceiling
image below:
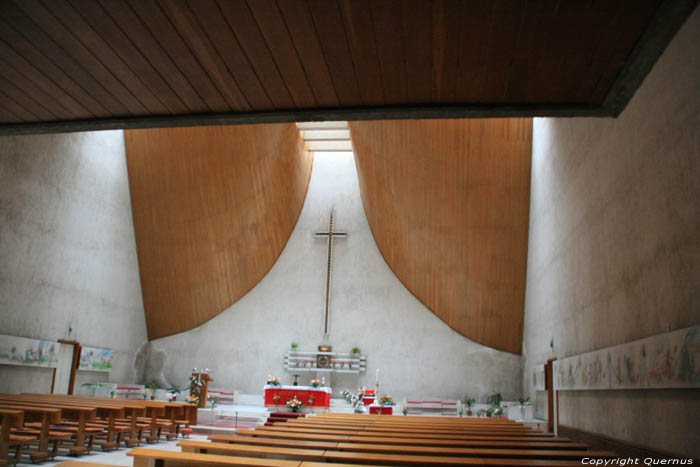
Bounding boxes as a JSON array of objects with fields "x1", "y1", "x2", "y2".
[
  {"x1": 0, "y1": 0, "x2": 696, "y2": 134},
  {"x1": 350, "y1": 119, "x2": 532, "y2": 354},
  {"x1": 125, "y1": 123, "x2": 312, "y2": 339}
]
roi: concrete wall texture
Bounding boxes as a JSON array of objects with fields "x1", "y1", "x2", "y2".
[
  {"x1": 0, "y1": 130, "x2": 148, "y2": 392},
  {"x1": 522, "y1": 7, "x2": 699, "y2": 459},
  {"x1": 152, "y1": 151, "x2": 523, "y2": 402}
]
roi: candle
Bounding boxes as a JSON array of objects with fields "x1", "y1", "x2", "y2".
[{"x1": 376, "y1": 368, "x2": 379, "y2": 385}]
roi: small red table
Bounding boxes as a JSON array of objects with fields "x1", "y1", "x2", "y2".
[
  {"x1": 264, "y1": 385, "x2": 331, "y2": 410},
  {"x1": 369, "y1": 404, "x2": 393, "y2": 415}
]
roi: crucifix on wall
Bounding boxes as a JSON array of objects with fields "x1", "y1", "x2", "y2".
[{"x1": 315, "y1": 212, "x2": 347, "y2": 335}]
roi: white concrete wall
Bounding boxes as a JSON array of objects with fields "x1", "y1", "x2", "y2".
[
  {"x1": 0, "y1": 130, "x2": 148, "y2": 392},
  {"x1": 153, "y1": 151, "x2": 522, "y2": 402},
  {"x1": 522, "y1": 8, "x2": 699, "y2": 458}
]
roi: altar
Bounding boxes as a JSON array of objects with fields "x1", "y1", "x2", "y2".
[
  {"x1": 264, "y1": 385, "x2": 332, "y2": 410},
  {"x1": 368, "y1": 403, "x2": 393, "y2": 415}
]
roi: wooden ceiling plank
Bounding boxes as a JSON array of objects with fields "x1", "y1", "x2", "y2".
[
  {"x1": 126, "y1": 124, "x2": 312, "y2": 339},
  {"x1": 0, "y1": 88, "x2": 37, "y2": 121},
  {"x1": 401, "y1": 0, "x2": 433, "y2": 103},
  {"x1": 430, "y1": 0, "x2": 463, "y2": 103},
  {"x1": 4, "y1": 0, "x2": 127, "y2": 116},
  {"x1": 454, "y1": 1, "x2": 494, "y2": 102},
  {"x1": 30, "y1": 0, "x2": 153, "y2": 115},
  {"x1": 247, "y1": 0, "x2": 318, "y2": 108},
  {"x1": 0, "y1": 30, "x2": 94, "y2": 118},
  {"x1": 588, "y1": 0, "x2": 660, "y2": 104},
  {"x1": 217, "y1": 0, "x2": 296, "y2": 110},
  {"x1": 351, "y1": 119, "x2": 531, "y2": 354},
  {"x1": 503, "y1": 0, "x2": 553, "y2": 103},
  {"x1": 42, "y1": 0, "x2": 167, "y2": 115},
  {"x1": 337, "y1": 0, "x2": 385, "y2": 106},
  {"x1": 127, "y1": 0, "x2": 229, "y2": 113},
  {"x1": 306, "y1": 0, "x2": 362, "y2": 106},
  {"x1": 368, "y1": 0, "x2": 406, "y2": 104},
  {"x1": 97, "y1": 0, "x2": 208, "y2": 113},
  {"x1": 478, "y1": 0, "x2": 525, "y2": 102},
  {"x1": 275, "y1": 0, "x2": 339, "y2": 107},
  {"x1": 186, "y1": 0, "x2": 272, "y2": 111},
  {"x1": 0, "y1": 72, "x2": 56, "y2": 121},
  {"x1": 157, "y1": 0, "x2": 250, "y2": 111},
  {"x1": 68, "y1": 0, "x2": 187, "y2": 115},
  {"x1": 0, "y1": 101, "x2": 23, "y2": 123},
  {"x1": 0, "y1": 59, "x2": 72, "y2": 119}
]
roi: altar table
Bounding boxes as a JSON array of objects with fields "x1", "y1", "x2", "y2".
[
  {"x1": 264, "y1": 385, "x2": 331, "y2": 409},
  {"x1": 368, "y1": 404, "x2": 393, "y2": 415}
]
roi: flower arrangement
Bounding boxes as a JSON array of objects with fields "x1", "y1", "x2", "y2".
[
  {"x1": 378, "y1": 394, "x2": 395, "y2": 406},
  {"x1": 401, "y1": 405, "x2": 408, "y2": 416},
  {"x1": 186, "y1": 395, "x2": 199, "y2": 405},
  {"x1": 493, "y1": 407, "x2": 504, "y2": 417},
  {"x1": 291, "y1": 342, "x2": 299, "y2": 351},
  {"x1": 286, "y1": 396, "x2": 304, "y2": 413},
  {"x1": 310, "y1": 378, "x2": 321, "y2": 388},
  {"x1": 477, "y1": 408, "x2": 486, "y2": 417},
  {"x1": 308, "y1": 396, "x2": 314, "y2": 405},
  {"x1": 273, "y1": 394, "x2": 281, "y2": 404},
  {"x1": 141, "y1": 388, "x2": 148, "y2": 400},
  {"x1": 208, "y1": 395, "x2": 219, "y2": 408},
  {"x1": 167, "y1": 392, "x2": 176, "y2": 402},
  {"x1": 464, "y1": 397, "x2": 476, "y2": 415},
  {"x1": 109, "y1": 388, "x2": 116, "y2": 399},
  {"x1": 267, "y1": 375, "x2": 281, "y2": 386},
  {"x1": 341, "y1": 389, "x2": 353, "y2": 402}
]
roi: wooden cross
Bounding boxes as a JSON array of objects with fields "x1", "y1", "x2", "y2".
[{"x1": 315, "y1": 212, "x2": 347, "y2": 335}]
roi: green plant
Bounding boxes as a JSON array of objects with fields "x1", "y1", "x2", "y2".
[
  {"x1": 518, "y1": 396, "x2": 532, "y2": 407},
  {"x1": 464, "y1": 397, "x2": 475, "y2": 409},
  {"x1": 351, "y1": 346, "x2": 361, "y2": 355},
  {"x1": 487, "y1": 392, "x2": 503, "y2": 409},
  {"x1": 146, "y1": 381, "x2": 160, "y2": 390},
  {"x1": 291, "y1": 342, "x2": 299, "y2": 351},
  {"x1": 402, "y1": 405, "x2": 408, "y2": 416}
]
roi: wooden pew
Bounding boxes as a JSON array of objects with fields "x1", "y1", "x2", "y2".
[
  {"x1": 55, "y1": 462, "x2": 121, "y2": 467},
  {"x1": 322, "y1": 450, "x2": 601, "y2": 466},
  {"x1": 127, "y1": 448, "x2": 303, "y2": 466},
  {"x1": 0, "y1": 403, "x2": 60, "y2": 462},
  {"x1": 179, "y1": 440, "x2": 326, "y2": 461},
  {"x1": 0, "y1": 409, "x2": 28, "y2": 466},
  {"x1": 255, "y1": 425, "x2": 569, "y2": 442},
  {"x1": 208, "y1": 435, "x2": 338, "y2": 450},
  {"x1": 25, "y1": 394, "x2": 148, "y2": 446},
  {"x1": 0, "y1": 395, "x2": 99, "y2": 454}
]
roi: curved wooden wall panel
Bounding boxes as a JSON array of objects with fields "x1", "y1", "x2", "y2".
[
  {"x1": 350, "y1": 119, "x2": 532, "y2": 354},
  {"x1": 125, "y1": 124, "x2": 312, "y2": 339}
]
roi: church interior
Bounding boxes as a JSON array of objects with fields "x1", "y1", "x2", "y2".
[{"x1": 0, "y1": 1, "x2": 698, "y2": 466}]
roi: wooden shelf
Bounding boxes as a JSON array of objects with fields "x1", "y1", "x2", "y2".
[{"x1": 283, "y1": 351, "x2": 367, "y2": 374}]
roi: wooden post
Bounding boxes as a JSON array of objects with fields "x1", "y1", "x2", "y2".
[{"x1": 545, "y1": 358, "x2": 557, "y2": 433}]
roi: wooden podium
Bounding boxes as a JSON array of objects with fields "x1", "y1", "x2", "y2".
[{"x1": 191, "y1": 372, "x2": 213, "y2": 408}]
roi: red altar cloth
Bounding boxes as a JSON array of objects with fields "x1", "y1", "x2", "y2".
[
  {"x1": 264, "y1": 385, "x2": 331, "y2": 409},
  {"x1": 369, "y1": 404, "x2": 393, "y2": 415}
]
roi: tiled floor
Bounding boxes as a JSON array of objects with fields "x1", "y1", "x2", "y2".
[{"x1": 16, "y1": 434, "x2": 209, "y2": 467}]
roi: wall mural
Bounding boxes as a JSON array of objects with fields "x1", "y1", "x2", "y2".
[
  {"x1": 554, "y1": 325, "x2": 699, "y2": 390},
  {"x1": 0, "y1": 334, "x2": 59, "y2": 368},
  {"x1": 79, "y1": 346, "x2": 114, "y2": 372},
  {"x1": 533, "y1": 364, "x2": 546, "y2": 391}
]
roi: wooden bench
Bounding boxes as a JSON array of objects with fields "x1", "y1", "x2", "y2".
[
  {"x1": 127, "y1": 448, "x2": 303, "y2": 466},
  {"x1": 0, "y1": 403, "x2": 61, "y2": 462},
  {"x1": 209, "y1": 434, "x2": 338, "y2": 450},
  {"x1": 322, "y1": 450, "x2": 593, "y2": 466},
  {"x1": 55, "y1": 462, "x2": 122, "y2": 467},
  {"x1": 255, "y1": 425, "x2": 560, "y2": 441},
  {"x1": 1, "y1": 409, "x2": 27, "y2": 466},
  {"x1": 179, "y1": 439, "x2": 326, "y2": 461}
]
